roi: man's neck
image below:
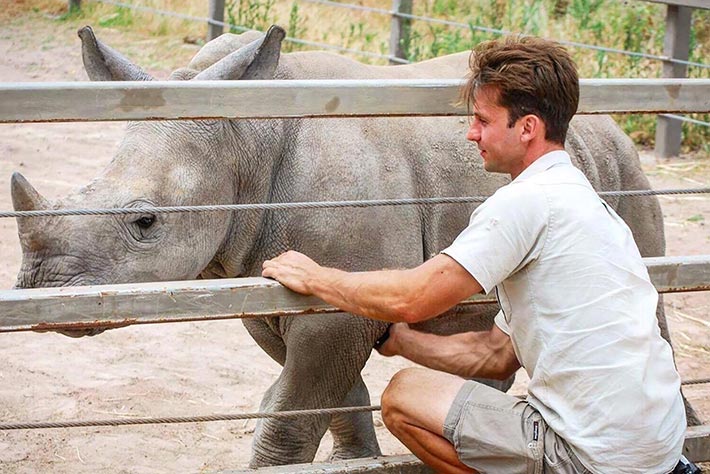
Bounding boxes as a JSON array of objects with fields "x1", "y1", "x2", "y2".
[{"x1": 510, "y1": 142, "x2": 565, "y2": 180}]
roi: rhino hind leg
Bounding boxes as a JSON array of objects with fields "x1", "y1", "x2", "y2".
[
  {"x1": 657, "y1": 297, "x2": 703, "y2": 426},
  {"x1": 327, "y1": 376, "x2": 381, "y2": 461}
]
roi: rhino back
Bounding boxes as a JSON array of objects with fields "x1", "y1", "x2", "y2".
[{"x1": 200, "y1": 44, "x2": 657, "y2": 277}]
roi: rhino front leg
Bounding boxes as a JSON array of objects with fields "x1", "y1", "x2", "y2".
[
  {"x1": 248, "y1": 313, "x2": 383, "y2": 467},
  {"x1": 327, "y1": 375, "x2": 381, "y2": 461},
  {"x1": 250, "y1": 370, "x2": 330, "y2": 466}
]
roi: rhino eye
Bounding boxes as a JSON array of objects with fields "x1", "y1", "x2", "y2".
[{"x1": 135, "y1": 215, "x2": 156, "y2": 229}]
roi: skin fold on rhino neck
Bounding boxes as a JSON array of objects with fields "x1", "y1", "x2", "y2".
[{"x1": 201, "y1": 116, "x2": 292, "y2": 279}]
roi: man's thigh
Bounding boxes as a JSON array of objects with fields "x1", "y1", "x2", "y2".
[{"x1": 444, "y1": 381, "x2": 589, "y2": 474}]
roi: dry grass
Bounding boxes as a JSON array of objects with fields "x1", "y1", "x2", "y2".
[{"x1": 4, "y1": 0, "x2": 710, "y2": 153}]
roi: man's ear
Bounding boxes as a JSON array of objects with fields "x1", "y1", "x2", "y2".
[{"x1": 520, "y1": 115, "x2": 544, "y2": 143}]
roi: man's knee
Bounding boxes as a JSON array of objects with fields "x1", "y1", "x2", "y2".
[
  {"x1": 382, "y1": 368, "x2": 426, "y2": 431},
  {"x1": 383, "y1": 367, "x2": 451, "y2": 431}
]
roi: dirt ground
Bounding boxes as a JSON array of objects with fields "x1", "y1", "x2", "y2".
[{"x1": 0, "y1": 13, "x2": 708, "y2": 474}]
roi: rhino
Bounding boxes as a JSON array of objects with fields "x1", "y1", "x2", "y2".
[{"x1": 11, "y1": 25, "x2": 697, "y2": 467}]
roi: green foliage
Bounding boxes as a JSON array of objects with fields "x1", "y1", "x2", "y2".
[
  {"x1": 58, "y1": 1, "x2": 88, "y2": 21},
  {"x1": 97, "y1": 6, "x2": 134, "y2": 28},
  {"x1": 391, "y1": 0, "x2": 709, "y2": 152},
  {"x1": 283, "y1": 1, "x2": 306, "y2": 53},
  {"x1": 568, "y1": 0, "x2": 603, "y2": 30},
  {"x1": 687, "y1": 214, "x2": 705, "y2": 223},
  {"x1": 226, "y1": 0, "x2": 276, "y2": 32}
]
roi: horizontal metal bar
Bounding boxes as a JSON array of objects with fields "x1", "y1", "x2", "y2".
[
  {"x1": 1, "y1": 79, "x2": 709, "y2": 123},
  {"x1": 685, "y1": 424, "x2": 710, "y2": 463},
  {"x1": 0, "y1": 255, "x2": 708, "y2": 334},
  {"x1": 224, "y1": 454, "x2": 434, "y2": 474},
  {"x1": 639, "y1": 0, "x2": 710, "y2": 10},
  {"x1": 226, "y1": 424, "x2": 710, "y2": 473}
]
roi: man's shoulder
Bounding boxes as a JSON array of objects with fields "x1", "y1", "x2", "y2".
[
  {"x1": 490, "y1": 178, "x2": 549, "y2": 208},
  {"x1": 524, "y1": 161, "x2": 590, "y2": 188}
]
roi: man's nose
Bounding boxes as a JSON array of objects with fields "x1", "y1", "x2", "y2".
[{"x1": 466, "y1": 122, "x2": 480, "y2": 142}]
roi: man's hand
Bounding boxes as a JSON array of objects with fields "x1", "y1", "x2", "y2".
[
  {"x1": 262, "y1": 250, "x2": 321, "y2": 295},
  {"x1": 376, "y1": 322, "x2": 410, "y2": 357}
]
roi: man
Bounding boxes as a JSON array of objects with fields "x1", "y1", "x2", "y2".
[{"x1": 262, "y1": 36, "x2": 687, "y2": 474}]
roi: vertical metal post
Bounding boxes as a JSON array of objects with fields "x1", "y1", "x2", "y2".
[
  {"x1": 68, "y1": 0, "x2": 81, "y2": 12},
  {"x1": 389, "y1": 0, "x2": 413, "y2": 64},
  {"x1": 208, "y1": 0, "x2": 226, "y2": 42},
  {"x1": 654, "y1": 4, "x2": 692, "y2": 158}
]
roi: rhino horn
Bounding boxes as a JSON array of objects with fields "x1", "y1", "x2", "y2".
[
  {"x1": 194, "y1": 25, "x2": 285, "y2": 81},
  {"x1": 78, "y1": 25, "x2": 154, "y2": 81},
  {"x1": 11, "y1": 172, "x2": 49, "y2": 212}
]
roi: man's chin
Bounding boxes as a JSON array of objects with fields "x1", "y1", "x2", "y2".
[
  {"x1": 482, "y1": 162, "x2": 508, "y2": 176},
  {"x1": 482, "y1": 161, "x2": 498, "y2": 173}
]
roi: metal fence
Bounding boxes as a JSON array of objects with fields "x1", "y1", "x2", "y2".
[
  {"x1": 0, "y1": 75, "x2": 709, "y2": 471},
  {"x1": 63, "y1": 0, "x2": 710, "y2": 161}
]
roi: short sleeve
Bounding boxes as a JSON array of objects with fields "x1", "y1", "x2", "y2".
[
  {"x1": 494, "y1": 310, "x2": 510, "y2": 334},
  {"x1": 441, "y1": 183, "x2": 549, "y2": 293}
]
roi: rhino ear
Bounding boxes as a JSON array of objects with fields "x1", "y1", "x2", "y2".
[
  {"x1": 242, "y1": 25, "x2": 286, "y2": 80},
  {"x1": 78, "y1": 25, "x2": 154, "y2": 81},
  {"x1": 194, "y1": 25, "x2": 285, "y2": 81},
  {"x1": 11, "y1": 172, "x2": 49, "y2": 212}
]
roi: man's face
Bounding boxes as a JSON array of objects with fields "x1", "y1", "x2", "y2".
[{"x1": 465, "y1": 86, "x2": 526, "y2": 176}]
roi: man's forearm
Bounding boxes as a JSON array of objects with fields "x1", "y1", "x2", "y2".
[
  {"x1": 391, "y1": 328, "x2": 519, "y2": 380},
  {"x1": 309, "y1": 266, "x2": 420, "y2": 323},
  {"x1": 262, "y1": 251, "x2": 483, "y2": 324}
]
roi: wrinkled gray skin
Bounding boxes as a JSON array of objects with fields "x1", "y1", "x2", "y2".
[{"x1": 12, "y1": 25, "x2": 699, "y2": 467}]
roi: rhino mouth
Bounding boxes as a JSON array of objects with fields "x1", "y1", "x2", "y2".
[{"x1": 13, "y1": 253, "x2": 101, "y2": 289}]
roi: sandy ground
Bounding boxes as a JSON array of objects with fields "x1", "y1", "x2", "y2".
[{"x1": 0, "y1": 13, "x2": 708, "y2": 473}]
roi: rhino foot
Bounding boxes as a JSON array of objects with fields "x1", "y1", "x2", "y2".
[{"x1": 327, "y1": 445, "x2": 382, "y2": 462}]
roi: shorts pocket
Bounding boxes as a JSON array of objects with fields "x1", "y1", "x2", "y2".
[
  {"x1": 522, "y1": 409, "x2": 545, "y2": 474},
  {"x1": 453, "y1": 395, "x2": 544, "y2": 474}
]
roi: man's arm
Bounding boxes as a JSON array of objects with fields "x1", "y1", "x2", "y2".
[
  {"x1": 261, "y1": 251, "x2": 483, "y2": 324},
  {"x1": 380, "y1": 323, "x2": 520, "y2": 380}
]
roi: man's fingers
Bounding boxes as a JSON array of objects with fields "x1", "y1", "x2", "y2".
[{"x1": 261, "y1": 259, "x2": 281, "y2": 278}]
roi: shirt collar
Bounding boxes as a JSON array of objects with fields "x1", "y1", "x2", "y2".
[{"x1": 513, "y1": 150, "x2": 572, "y2": 183}]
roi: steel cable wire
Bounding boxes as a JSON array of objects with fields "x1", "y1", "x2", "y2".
[
  {"x1": 683, "y1": 378, "x2": 710, "y2": 386},
  {"x1": 2, "y1": 188, "x2": 709, "y2": 219},
  {"x1": 660, "y1": 114, "x2": 710, "y2": 128},
  {"x1": 0, "y1": 405, "x2": 380, "y2": 431},
  {"x1": 3, "y1": 375, "x2": 709, "y2": 431}
]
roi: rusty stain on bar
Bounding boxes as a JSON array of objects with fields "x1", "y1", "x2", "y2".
[{"x1": 31, "y1": 319, "x2": 137, "y2": 333}]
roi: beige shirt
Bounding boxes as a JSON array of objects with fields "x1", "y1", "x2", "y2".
[{"x1": 443, "y1": 151, "x2": 685, "y2": 474}]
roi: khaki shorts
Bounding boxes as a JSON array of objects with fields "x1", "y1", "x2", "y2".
[{"x1": 443, "y1": 381, "x2": 591, "y2": 474}]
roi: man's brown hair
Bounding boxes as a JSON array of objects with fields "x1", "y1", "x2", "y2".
[{"x1": 462, "y1": 36, "x2": 579, "y2": 144}]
